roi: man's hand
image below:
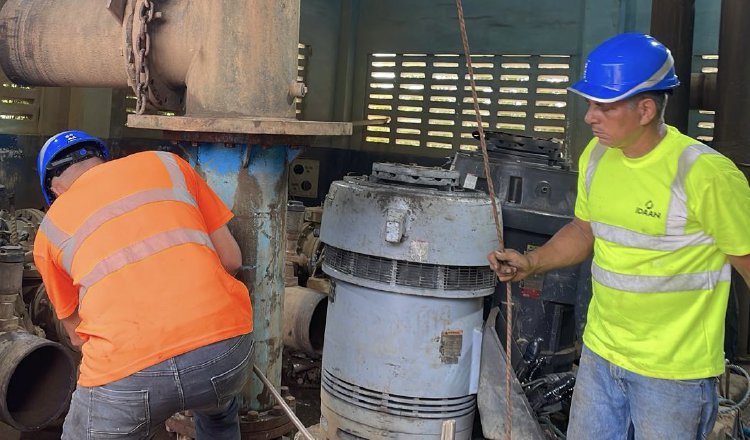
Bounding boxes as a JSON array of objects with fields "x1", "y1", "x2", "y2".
[
  {"x1": 61, "y1": 311, "x2": 85, "y2": 348},
  {"x1": 487, "y1": 249, "x2": 535, "y2": 282}
]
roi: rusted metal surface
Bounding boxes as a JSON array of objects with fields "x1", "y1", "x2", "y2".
[
  {"x1": 191, "y1": 144, "x2": 288, "y2": 412},
  {"x1": 0, "y1": 248, "x2": 22, "y2": 331},
  {"x1": 0, "y1": 0, "x2": 192, "y2": 89},
  {"x1": 0, "y1": 0, "x2": 334, "y2": 126},
  {"x1": 0, "y1": 331, "x2": 76, "y2": 432},
  {"x1": 184, "y1": 0, "x2": 300, "y2": 118},
  {"x1": 106, "y1": 0, "x2": 127, "y2": 23},
  {"x1": 0, "y1": 0, "x2": 345, "y2": 128},
  {"x1": 130, "y1": 115, "x2": 352, "y2": 136},
  {"x1": 129, "y1": 0, "x2": 184, "y2": 113},
  {"x1": 285, "y1": 201, "x2": 306, "y2": 287},
  {"x1": 0, "y1": 0, "x2": 130, "y2": 87},
  {"x1": 650, "y1": 0, "x2": 695, "y2": 133},
  {"x1": 283, "y1": 286, "x2": 327, "y2": 354},
  {"x1": 164, "y1": 131, "x2": 314, "y2": 147}
]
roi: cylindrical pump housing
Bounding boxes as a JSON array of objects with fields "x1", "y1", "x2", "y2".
[{"x1": 319, "y1": 163, "x2": 500, "y2": 440}]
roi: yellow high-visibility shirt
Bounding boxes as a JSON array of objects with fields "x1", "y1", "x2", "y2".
[{"x1": 575, "y1": 125, "x2": 750, "y2": 379}]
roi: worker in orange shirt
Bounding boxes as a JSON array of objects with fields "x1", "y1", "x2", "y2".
[{"x1": 33, "y1": 130, "x2": 254, "y2": 440}]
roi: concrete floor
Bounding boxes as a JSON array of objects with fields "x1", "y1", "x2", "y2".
[{"x1": 2, "y1": 363, "x2": 749, "y2": 439}]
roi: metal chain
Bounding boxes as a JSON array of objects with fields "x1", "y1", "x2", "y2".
[
  {"x1": 134, "y1": 0, "x2": 154, "y2": 115},
  {"x1": 454, "y1": 1, "x2": 513, "y2": 438},
  {"x1": 7, "y1": 193, "x2": 18, "y2": 246}
]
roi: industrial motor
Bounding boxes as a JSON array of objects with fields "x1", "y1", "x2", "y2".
[
  {"x1": 319, "y1": 163, "x2": 500, "y2": 440},
  {"x1": 452, "y1": 131, "x2": 590, "y2": 373}
]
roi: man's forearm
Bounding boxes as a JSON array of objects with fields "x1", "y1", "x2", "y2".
[{"x1": 527, "y1": 218, "x2": 594, "y2": 276}]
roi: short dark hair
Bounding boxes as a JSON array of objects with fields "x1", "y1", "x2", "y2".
[{"x1": 628, "y1": 91, "x2": 669, "y2": 123}]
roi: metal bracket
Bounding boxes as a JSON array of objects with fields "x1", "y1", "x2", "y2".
[{"x1": 106, "y1": 0, "x2": 127, "y2": 23}]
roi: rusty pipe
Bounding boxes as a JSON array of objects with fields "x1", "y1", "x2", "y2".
[
  {"x1": 0, "y1": 246, "x2": 24, "y2": 332},
  {"x1": 0, "y1": 0, "x2": 193, "y2": 88},
  {"x1": 184, "y1": 0, "x2": 300, "y2": 118},
  {"x1": 0, "y1": 331, "x2": 77, "y2": 432},
  {"x1": 0, "y1": 0, "x2": 131, "y2": 87},
  {"x1": 0, "y1": 0, "x2": 301, "y2": 118},
  {"x1": 283, "y1": 286, "x2": 327, "y2": 354}
]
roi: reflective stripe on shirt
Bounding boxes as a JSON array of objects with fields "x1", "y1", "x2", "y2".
[
  {"x1": 78, "y1": 228, "x2": 215, "y2": 301},
  {"x1": 665, "y1": 144, "x2": 719, "y2": 235},
  {"x1": 590, "y1": 221, "x2": 715, "y2": 251},
  {"x1": 584, "y1": 143, "x2": 607, "y2": 195},
  {"x1": 585, "y1": 143, "x2": 724, "y2": 293},
  {"x1": 39, "y1": 152, "x2": 203, "y2": 285},
  {"x1": 592, "y1": 261, "x2": 732, "y2": 293}
]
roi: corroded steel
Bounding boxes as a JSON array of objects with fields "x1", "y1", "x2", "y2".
[
  {"x1": 0, "y1": 0, "x2": 130, "y2": 87},
  {"x1": 282, "y1": 286, "x2": 327, "y2": 354},
  {"x1": 129, "y1": 115, "x2": 352, "y2": 136},
  {"x1": 184, "y1": 0, "x2": 300, "y2": 118},
  {"x1": 0, "y1": 0, "x2": 342, "y2": 126},
  {"x1": 190, "y1": 144, "x2": 288, "y2": 412},
  {"x1": 0, "y1": 331, "x2": 76, "y2": 432}
]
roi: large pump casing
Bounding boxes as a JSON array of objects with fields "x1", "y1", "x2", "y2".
[{"x1": 319, "y1": 163, "x2": 500, "y2": 440}]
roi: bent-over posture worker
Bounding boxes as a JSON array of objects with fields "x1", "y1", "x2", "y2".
[
  {"x1": 33, "y1": 130, "x2": 253, "y2": 440},
  {"x1": 488, "y1": 33, "x2": 750, "y2": 439}
]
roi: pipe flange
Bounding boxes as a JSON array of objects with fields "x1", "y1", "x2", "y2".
[{"x1": 0, "y1": 246, "x2": 24, "y2": 264}]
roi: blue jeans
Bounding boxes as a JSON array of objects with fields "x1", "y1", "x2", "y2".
[
  {"x1": 567, "y1": 345, "x2": 718, "y2": 440},
  {"x1": 62, "y1": 333, "x2": 253, "y2": 440}
]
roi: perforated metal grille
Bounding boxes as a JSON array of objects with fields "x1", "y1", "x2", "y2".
[
  {"x1": 364, "y1": 53, "x2": 572, "y2": 151},
  {"x1": 0, "y1": 72, "x2": 40, "y2": 134},
  {"x1": 322, "y1": 369, "x2": 475, "y2": 418},
  {"x1": 324, "y1": 246, "x2": 496, "y2": 290}
]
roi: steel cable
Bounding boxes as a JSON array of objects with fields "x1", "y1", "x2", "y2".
[{"x1": 454, "y1": 1, "x2": 513, "y2": 438}]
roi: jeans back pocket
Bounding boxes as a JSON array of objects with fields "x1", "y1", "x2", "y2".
[
  {"x1": 211, "y1": 342, "x2": 253, "y2": 406},
  {"x1": 89, "y1": 387, "x2": 150, "y2": 439}
]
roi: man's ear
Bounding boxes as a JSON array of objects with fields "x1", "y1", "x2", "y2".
[
  {"x1": 638, "y1": 97, "x2": 658, "y2": 126},
  {"x1": 49, "y1": 176, "x2": 66, "y2": 198}
]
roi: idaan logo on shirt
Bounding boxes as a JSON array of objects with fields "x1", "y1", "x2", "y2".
[{"x1": 635, "y1": 200, "x2": 662, "y2": 219}]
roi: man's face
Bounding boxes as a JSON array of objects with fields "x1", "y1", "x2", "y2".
[{"x1": 583, "y1": 99, "x2": 643, "y2": 148}]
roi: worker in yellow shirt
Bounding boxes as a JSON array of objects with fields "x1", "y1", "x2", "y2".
[{"x1": 488, "y1": 33, "x2": 750, "y2": 439}]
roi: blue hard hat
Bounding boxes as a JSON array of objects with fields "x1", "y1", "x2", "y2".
[
  {"x1": 38, "y1": 130, "x2": 109, "y2": 205},
  {"x1": 568, "y1": 33, "x2": 680, "y2": 103}
]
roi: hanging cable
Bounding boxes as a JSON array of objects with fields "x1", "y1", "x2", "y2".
[{"x1": 454, "y1": 1, "x2": 513, "y2": 438}]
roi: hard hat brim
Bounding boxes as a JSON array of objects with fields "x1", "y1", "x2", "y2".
[{"x1": 567, "y1": 80, "x2": 635, "y2": 103}]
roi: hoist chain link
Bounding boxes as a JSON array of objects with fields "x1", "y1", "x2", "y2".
[{"x1": 134, "y1": 0, "x2": 154, "y2": 115}]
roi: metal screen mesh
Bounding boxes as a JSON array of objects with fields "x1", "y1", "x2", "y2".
[
  {"x1": 324, "y1": 245, "x2": 496, "y2": 290},
  {"x1": 323, "y1": 369, "x2": 476, "y2": 418}
]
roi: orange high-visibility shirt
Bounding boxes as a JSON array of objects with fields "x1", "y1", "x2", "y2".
[{"x1": 33, "y1": 151, "x2": 252, "y2": 387}]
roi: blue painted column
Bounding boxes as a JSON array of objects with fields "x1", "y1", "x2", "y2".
[{"x1": 189, "y1": 142, "x2": 290, "y2": 411}]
